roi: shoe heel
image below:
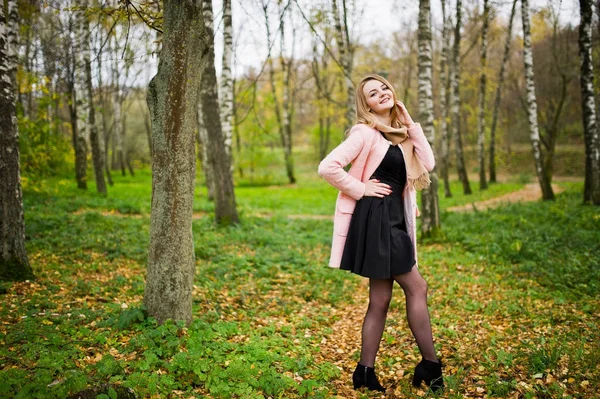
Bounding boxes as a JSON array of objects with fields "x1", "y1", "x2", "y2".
[{"x1": 412, "y1": 373, "x2": 423, "y2": 387}]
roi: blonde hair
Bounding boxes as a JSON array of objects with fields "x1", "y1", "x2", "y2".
[{"x1": 353, "y1": 74, "x2": 406, "y2": 135}]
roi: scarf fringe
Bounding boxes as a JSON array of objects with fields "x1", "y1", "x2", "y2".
[{"x1": 409, "y1": 172, "x2": 431, "y2": 191}]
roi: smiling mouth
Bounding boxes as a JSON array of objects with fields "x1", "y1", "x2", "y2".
[{"x1": 380, "y1": 98, "x2": 390, "y2": 104}]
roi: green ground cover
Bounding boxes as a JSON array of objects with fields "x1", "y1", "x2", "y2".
[{"x1": 1, "y1": 171, "x2": 598, "y2": 398}]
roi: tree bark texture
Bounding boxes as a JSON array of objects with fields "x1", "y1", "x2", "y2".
[
  {"x1": 0, "y1": 0, "x2": 33, "y2": 281},
  {"x1": 439, "y1": 0, "x2": 452, "y2": 198},
  {"x1": 578, "y1": 0, "x2": 600, "y2": 204},
  {"x1": 489, "y1": 0, "x2": 517, "y2": 183},
  {"x1": 144, "y1": 0, "x2": 204, "y2": 325},
  {"x1": 451, "y1": 0, "x2": 472, "y2": 194},
  {"x1": 332, "y1": 0, "x2": 354, "y2": 134},
  {"x1": 477, "y1": 0, "x2": 490, "y2": 190},
  {"x1": 200, "y1": 0, "x2": 239, "y2": 224},
  {"x1": 521, "y1": 0, "x2": 554, "y2": 200},
  {"x1": 111, "y1": 35, "x2": 126, "y2": 176},
  {"x1": 417, "y1": 0, "x2": 440, "y2": 235},
  {"x1": 79, "y1": 0, "x2": 106, "y2": 194},
  {"x1": 72, "y1": 4, "x2": 89, "y2": 190},
  {"x1": 219, "y1": 0, "x2": 234, "y2": 168},
  {"x1": 196, "y1": 99, "x2": 215, "y2": 201}
]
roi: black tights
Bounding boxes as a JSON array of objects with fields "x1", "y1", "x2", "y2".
[{"x1": 359, "y1": 267, "x2": 438, "y2": 367}]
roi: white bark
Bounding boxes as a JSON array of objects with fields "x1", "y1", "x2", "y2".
[
  {"x1": 521, "y1": 0, "x2": 554, "y2": 200},
  {"x1": 332, "y1": 0, "x2": 354, "y2": 133},
  {"x1": 579, "y1": 0, "x2": 600, "y2": 204},
  {"x1": 418, "y1": 0, "x2": 440, "y2": 235},
  {"x1": 219, "y1": 0, "x2": 233, "y2": 167},
  {"x1": 0, "y1": 0, "x2": 33, "y2": 280},
  {"x1": 477, "y1": 0, "x2": 490, "y2": 190},
  {"x1": 73, "y1": 0, "x2": 88, "y2": 189}
]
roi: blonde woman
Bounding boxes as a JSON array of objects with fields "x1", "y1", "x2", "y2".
[{"x1": 318, "y1": 74, "x2": 443, "y2": 393}]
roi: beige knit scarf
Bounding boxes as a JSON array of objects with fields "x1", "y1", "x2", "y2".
[{"x1": 374, "y1": 121, "x2": 431, "y2": 191}]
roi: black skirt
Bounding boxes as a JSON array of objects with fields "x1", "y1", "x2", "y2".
[{"x1": 340, "y1": 142, "x2": 415, "y2": 279}]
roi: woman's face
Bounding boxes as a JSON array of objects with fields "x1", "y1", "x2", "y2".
[{"x1": 362, "y1": 79, "x2": 394, "y2": 116}]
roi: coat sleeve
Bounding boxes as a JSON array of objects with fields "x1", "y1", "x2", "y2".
[
  {"x1": 318, "y1": 126, "x2": 367, "y2": 200},
  {"x1": 407, "y1": 123, "x2": 435, "y2": 172}
]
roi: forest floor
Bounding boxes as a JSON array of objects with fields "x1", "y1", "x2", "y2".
[{"x1": 1, "y1": 173, "x2": 598, "y2": 399}]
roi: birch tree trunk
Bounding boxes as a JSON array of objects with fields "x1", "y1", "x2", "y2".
[
  {"x1": 451, "y1": 0, "x2": 471, "y2": 194},
  {"x1": 417, "y1": 0, "x2": 440, "y2": 235},
  {"x1": 579, "y1": 0, "x2": 600, "y2": 204},
  {"x1": 440, "y1": 0, "x2": 452, "y2": 197},
  {"x1": 489, "y1": 0, "x2": 517, "y2": 183},
  {"x1": 80, "y1": 0, "x2": 106, "y2": 194},
  {"x1": 144, "y1": 0, "x2": 205, "y2": 325},
  {"x1": 73, "y1": 8, "x2": 88, "y2": 190},
  {"x1": 0, "y1": 0, "x2": 33, "y2": 281},
  {"x1": 111, "y1": 35, "x2": 125, "y2": 176},
  {"x1": 200, "y1": 0, "x2": 238, "y2": 224},
  {"x1": 521, "y1": 0, "x2": 554, "y2": 200},
  {"x1": 332, "y1": 0, "x2": 354, "y2": 133},
  {"x1": 219, "y1": 0, "x2": 233, "y2": 169},
  {"x1": 197, "y1": 99, "x2": 215, "y2": 200},
  {"x1": 477, "y1": 0, "x2": 490, "y2": 190}
]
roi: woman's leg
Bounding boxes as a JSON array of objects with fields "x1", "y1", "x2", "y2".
[
  {"x1": 359, "y1": 278, "x2": 394, "y2": 367},
  {"x1": 393, "y1": 267, "x2": 438, "y2": 362}
]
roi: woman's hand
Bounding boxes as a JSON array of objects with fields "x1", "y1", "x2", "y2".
[
  {"x1": 363, "y1": 179, "x2": 392, "y2": 198},
  {"x1": 396, "y1": 101, "x2": 415, "y2": 126}
]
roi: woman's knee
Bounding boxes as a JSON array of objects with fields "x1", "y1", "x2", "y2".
[{"x1": 369, "y1": 291, "x2": 392, "y2": 312}]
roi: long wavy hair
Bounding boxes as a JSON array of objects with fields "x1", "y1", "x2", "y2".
[{"x1": 353, "y1": 74, "x2": 406, "y2": 136}]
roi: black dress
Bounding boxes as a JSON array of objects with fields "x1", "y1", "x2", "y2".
[{"x1": 340, "y1": 138, "x2": 415, "y2": 279}]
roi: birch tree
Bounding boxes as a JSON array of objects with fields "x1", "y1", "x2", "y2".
[
  {"x1": 0, "y1": 0, "x2": 33, "y2": 281},
  {"x1": 79, "y1": 0, "x2": 107, "y2": 194},
  {"x1": 332, "y1": 0, "x2": 354, "y2": 133},
  {"x1": 200, "y1": 0, "x2": 238, "y2": 224},
  {"x1": 489, "y1": 0, "x2": 517, "y2": 183},
  {"x1": 439, "y1": 0, "x2": 452, "y2": 197},
  {"x1": 219, "y1": 0, "x2": 234, "y2": 166},
  {"x1": 521, "y1": 0, "x2": 554, "y2": 200},
  {"x1": 477, "y1": 0, "x2": 491, "y2": 190},
  {"x1": 451, "y1": 0, "x2": 471, "y2": 194},
  {"x1": 72, "y1": 5, "x2": 88, "y2": 189},
  {"x1": 418, "y1": 0, "x2": 440, "y2": 235},
  {"x1": 144, "y1": 0, "x2": 205, "y2": 324},
  {"x1": 578, "y1": 0, "x2": 600, "y2": 204}
]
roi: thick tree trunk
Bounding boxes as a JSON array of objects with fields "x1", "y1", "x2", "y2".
[
  {"x1": 417, "y1": 0, "x2": 440, "y2": 236},
  {"x1": 200, "y1": 0, "x2": 238, "y2": 224},
  {"x1": 451, "y1": 0, "x2": 471, "y2": 194},
  {"x1": 79, "y1": 0, "x2": 106, "y2": 194},
  {"x1": 219, "y1": 0, "x2": 234, "y2": 168},
  {"x1": 579, "y1": 0, "x2": 600, "y2": 204},
  {"x1": 332, "y1": 0, "x2": 354, "y2": 133},
  {"x1": 0, "y1": 1, "x2": 33, "y2": 281},
  {"x1": 521, "y1": 0, "x2": 554, "y2": 200},
  {"x1": 440, "y1": 0, "x2": 452, "y2": 198},
  {"x1": 489, "y1": 0, "x2": 517, "y2": 183},
  {"x1": 477, "y1": 0, "x2": 490, "y2": 190},
  {"x1": 144, "y1": 0, "x2": 205, "y2": 325}
]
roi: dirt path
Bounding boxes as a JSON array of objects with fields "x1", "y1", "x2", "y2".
[{"x1": 446, "y1": 183, "x2": 564, "y2": 213}]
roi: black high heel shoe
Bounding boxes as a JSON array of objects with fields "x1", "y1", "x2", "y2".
[
  {"x1": 352, "y1": 363, "x2": 385, "y2": 392},
  {"x1": 412, "y1": 359, "x2": 444, "y2": 393}
]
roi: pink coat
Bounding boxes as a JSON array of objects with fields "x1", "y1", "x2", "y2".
[{"x1": 318, "y1": 123, "x2": 435, "y2": 268}]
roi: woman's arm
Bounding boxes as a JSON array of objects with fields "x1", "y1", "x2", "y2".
[
  {"x1": 397, "y1": 102, "x2": 435, "y2": 171},
  {"x1": 318, "y1": 126, "x2": 367, "y2": 200}
]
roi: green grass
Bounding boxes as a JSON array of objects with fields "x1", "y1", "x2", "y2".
[{"x1": 1, "y1": 169, "x2": 598, "y2": 398}]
